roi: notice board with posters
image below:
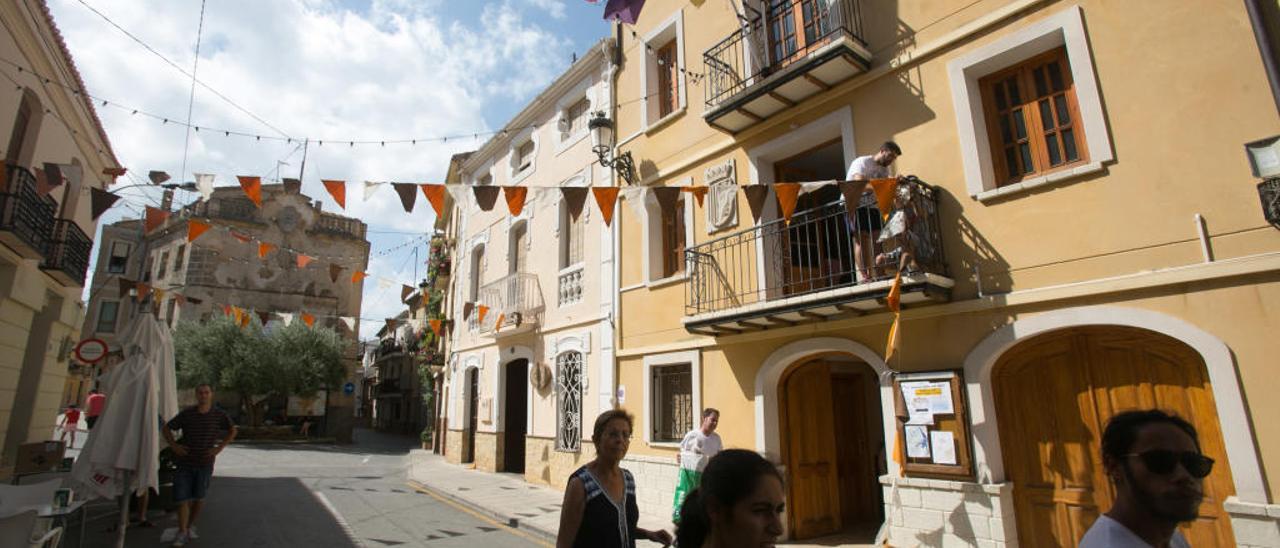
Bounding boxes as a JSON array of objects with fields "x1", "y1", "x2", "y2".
[{"x1": 893, "y1": 370, "x2": 974, "y2": 479}]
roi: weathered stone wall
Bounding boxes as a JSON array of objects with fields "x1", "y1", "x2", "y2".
[
  {"x1": 525, "y1": 436, "x2": 596, "y2": 489},
  {"x1": 624, "y1": 454, "x2": 680, "y2": 523},
  {"x1": 475, "y1": 431, "x2": 499, "y2": 472},
  {"x1": 445, "y1": 428, "x2": 463, "y2": 465},
  {"x1": 881, "y1": 476, "x2": 1016, "y2": 547},
  {"x1": 1225, "y1": 499, "x2": 1280, "y2": 548}
]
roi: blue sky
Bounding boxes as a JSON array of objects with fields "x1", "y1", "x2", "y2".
[{"x1": 48, "y1": 0, "x2": 613, "y2": 339}]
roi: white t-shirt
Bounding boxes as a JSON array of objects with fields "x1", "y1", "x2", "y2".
[
  {"x1": 847, "y1": 154, "x2": 890, "y2": 181},
  {"x1": 1078, "y1": 515, "x2": 1191, "y2": 548},
  {"x1": 679, "y1": 429, "x2": 722, "y2": 472}
]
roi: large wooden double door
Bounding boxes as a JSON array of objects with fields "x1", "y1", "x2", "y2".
[{"x1": 993, "y1": 327, "x2": 1235, "y2": 547}]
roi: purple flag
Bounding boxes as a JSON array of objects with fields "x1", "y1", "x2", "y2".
[{"x1": 603, "y1": 0, "x2": 646, "y2": 24}]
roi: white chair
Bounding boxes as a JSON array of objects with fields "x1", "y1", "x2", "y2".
[
  {"x1": 0, "y1": 480, "x2": 61, "y2": 514},
  {"x1": 0, "y1": 510, "x2": 63, "y2": 548}
]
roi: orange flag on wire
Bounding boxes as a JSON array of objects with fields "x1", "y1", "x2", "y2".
[
  {"x1": 322, "y1": 179, "x2": 346, "y2": 209},
  {"x1": 592, "y1": 187, "x2": 620, "y2": 227},
  {"x1": 144, "y1": 207, "x2": 169, "y2": 234},
  {"x1": 351, "y1": 271, "x2": 368, "y2": 283},
  {"x1": 869, "y1": 178, "x2": 898, "y2": 221},
  {"x1": 886, "y1": 272, "x2": 902, "y2": 313},
  {"x1": 237, "y1": 176, "x2": 263, "y2": 208},
  {"x1": 775, "y1": 183, "x2": 801, "y2": 223},
  {"x1": 239, "y1": 309, "x2": 252, "y2": 328},
  {"x1": 477, "y1": 305, "x2": 489, "y2": 326},
  {"x1": 494, "y1": 313, "x2": 505, "y2": 332},
  {"x1": 258, "y1": 242, "x2": 275, "y2": 258},
  {"x1": 296, "y1": 254, "x2": 314, "y2": 268},
  {"x1": 420, "y1": 184, "x2": 446, "y2": 217},
  {"x1": 504, "y1": 187, "x2": 528, "y2": 216},
  {"x1": 885, "y1": 312, "x2": 901, "y2": 362},
  {"x1": 683, "y1": 186, "x2": 708, "y2": 207},
  {"x1": 231, "y1": 231, "x2": 252, "y2": 244},
  {"x1": 301, "y1": 312, "x2": 316, "y2": 328},
  {"x1": 186, "y1": 219, "x2": 211, "y2": 242},
  {"x1": 429, "y1": 319, "x2": 442, "y2": 337}
]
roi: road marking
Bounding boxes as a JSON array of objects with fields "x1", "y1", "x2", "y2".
[
  {"x1": 312, "y1": 490, "x2": 363, "y2": 546},
  {"x1": 406, "y1": 481, "x2": 552, "y2": 547}
]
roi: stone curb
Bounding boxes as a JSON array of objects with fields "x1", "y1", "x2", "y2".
[{"x1": 405, "y1": 478, "x2": 558, "y2": 545}]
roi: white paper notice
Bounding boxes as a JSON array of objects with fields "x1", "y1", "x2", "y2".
[
  {"x1": 906, "y1": 395, "x2": 934, "y2": 425},
  {"x1": 930, "y1": 431, "x2": 957, "y2": 465},
  {"x1": 905, "y1": 425, "x2": 930, "y2": 459}
]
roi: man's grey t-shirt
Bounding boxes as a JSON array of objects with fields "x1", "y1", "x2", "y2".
[{"x1": 1078, "y1": 515, "x2": 1191, "y2": 548}]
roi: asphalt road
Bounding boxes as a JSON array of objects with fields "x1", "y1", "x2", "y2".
[{"x1": 75, "y1": 428, "x2": 544, "y2": 548}]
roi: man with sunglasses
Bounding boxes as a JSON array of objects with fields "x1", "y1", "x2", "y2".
[{"x1": 1080, "y1": 409, "x2": 1214, "y2": 547}]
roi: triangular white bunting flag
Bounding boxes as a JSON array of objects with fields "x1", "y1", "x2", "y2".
[
  {"x1": 800, "y1": 180, "x2": 835, "y2": 195},
  {"x1": 194, "y1": 173, "x2": 216, "y2": 200},
  {"x1": 279, "y1": 312, "x2": 294, "y2": 327},
  {"x1": 377, "y1": 277, "x2": 394, "y2": 290},
  {"x1": 364, "y1": 181, "x2": 386, "y2": 201},
  {"x1": 340, "y1": 317, "x2": 356, "y2": 331},
  {"x1": 623, "y1": 187, "x2": 647, "y2": 219},
  {"x1": 446, "y1": 184, "x2": 470, "y2": 211}
]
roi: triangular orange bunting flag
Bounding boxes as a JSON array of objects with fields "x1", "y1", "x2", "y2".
[
  {"x1": 477, "y1": 305, "x2": 489, "y2": 326},
  {"x1": 186, "y1": 219, "x2": 211, "y2": 242},
  {"x1": 420, "y1": 184, "x2": 446, "y2": 217},
  {"x1": 869, "y1": 178, "x2": 899, "y2": 221},
  {"x1": 494, "y1": 313, "x2": 505, "y2": 332},
  {"x1": 429, "y1": 319, "x2": 442, "y2": 337},
  {"x1": 231, "y1": 231, "x2": 252, "y2": 244},
  {"x1": 152, "y1": 288, "x2": 166, "y2": 303},
  {"x1": 504, "y1": 187, "x2": 528, "y2": 216},
  {"x1": 321, "y1": 179, "x2": 346, "y2": 209},
  {"x1": 144, "y1": 207, "x2": 169, "y2": 234},
  {"x1": 886, "y1": 272, "x2": 902, "y2": 312},
  {"x1": 683, "y1": 186, "x2": 708, "y2": 207},
  {"x1": 301, "y1": 312, "x2": 316, "y2": 328},
  {"x1": 237, "y1": 176, "x2": 263, "y2": 208},
  {"x1": 258, "y1": 242, "x2": 275, "y2": 258},
  {"x1": 774, "y1": 183, "x2": 801, "y2": 223},
  {"x1": 351, "y1": 271, "x2": 368, "y2": 283},
  {"x1": 296, "y1": 254, "x2": 314, "y2": 268},
  {"x1": 239, "y1": 309, "x2": 252, "y2": 329},
  {"x1": 592, "y1": 187, "x2": 620, "y2": 227}
]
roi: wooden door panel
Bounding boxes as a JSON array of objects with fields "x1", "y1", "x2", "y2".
[{"x1": 784, "y1": 361, "x2": 841, "y2": 539}]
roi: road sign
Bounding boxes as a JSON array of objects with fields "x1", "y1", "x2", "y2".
[
  {"x1": 343, "y1": 382, "x2": 355, "y2": 395},
  {"x1": 73, "y1": 338, "x2": 109, "y2": 364}
]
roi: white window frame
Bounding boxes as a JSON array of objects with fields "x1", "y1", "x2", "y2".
[
  {"x1": 642, "y1": 349, "x2": 701, "y2": 447},
  {"x1": 555, "y1": 79, "x2": 595, "y2": 154},
  {"x1": 948, "y1": 5, "x2": 1113, "y2": 202},
  {"x1": 557, "y1": 170, "x2": 591, "y2": 272},
  {"x1": 508, "y1": 127, "x2": 538, "y2": 184},
  {"x1": 641, "y1": 9, "x2": 686, "y2": 132},
  {"x1": 641, "y1": 178, "x2": 696, "y2": 286}
]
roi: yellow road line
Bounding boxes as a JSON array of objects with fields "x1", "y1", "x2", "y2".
[{"x1": 406, "y1": 481, "x2": 553, "y2": 548}]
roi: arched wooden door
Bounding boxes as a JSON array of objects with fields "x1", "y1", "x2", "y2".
[{"x1": 993, "y1": 326, "x2": 1235, "y2": 547}]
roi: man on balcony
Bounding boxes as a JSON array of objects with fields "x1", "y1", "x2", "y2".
[{"x1": 846, "y1": 141, "x2": 902, "y2": 281}]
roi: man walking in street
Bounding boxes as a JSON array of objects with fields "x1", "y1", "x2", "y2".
[
  {"x1": 163, "y1": 384, "x2": 237, "y2": 547},
  {"x1": 672, "y1": 408, "x2": 722, "y2": 523},
  {"x1": 85, "y1": 389, "x2": 105, "y2": 430}
]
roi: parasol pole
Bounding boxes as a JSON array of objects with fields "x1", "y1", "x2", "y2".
[{"x1": 115, "y1": 470, "x2": 131, "y2": 548}]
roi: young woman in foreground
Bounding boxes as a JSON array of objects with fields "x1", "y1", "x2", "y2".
[{"x1": 677, "y1": 449, "x2": 786, "y2": 548}]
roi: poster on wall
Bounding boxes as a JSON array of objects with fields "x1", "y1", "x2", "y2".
[
  {"x1": 901, "y1": 380, "x2": 954, "y2": 425},
  {"x1": 930, "y1": 430, "x2": 957, "y2": 465},
  {"x1": 288, "y1": 391, "x2": 327, "y2": 417},
  {"x1": 905, "y1": 425, "x2": 930, "y2": 459}
]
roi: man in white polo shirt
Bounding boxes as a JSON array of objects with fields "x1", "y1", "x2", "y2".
[
  {"x1": 846, "y1": 141, "x2": 902, "y2": 281},
  {"x1": 671, "y1": 408, "x2": 722, "y2": 523}
]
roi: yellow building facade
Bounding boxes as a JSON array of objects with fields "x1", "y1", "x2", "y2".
[
  {"x1": 610, "y1": 0, "x2": 1280, "y2": 546},
  {"x1": 0, "y1": 1, "x2": 117, "y2": 475}
]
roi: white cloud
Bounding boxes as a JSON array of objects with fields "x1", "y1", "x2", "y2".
[{"x1": 49, "y1": 0, "x2": 575, "y2": 340}]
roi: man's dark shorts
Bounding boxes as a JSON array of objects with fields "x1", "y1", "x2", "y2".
[
  {"x1": 172, "y1": 465, "x2": 213, "y2": 502},
  {"x1": 86, "y1": 416, "x2": 98, "y2": 429}
]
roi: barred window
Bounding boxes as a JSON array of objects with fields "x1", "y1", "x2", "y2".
[
  {"x1": 556, "y1": 352, "x2": 584, "y2": 452},
  {"x1": 651, "y1": 363, "x2": 692, "y2": 442}
]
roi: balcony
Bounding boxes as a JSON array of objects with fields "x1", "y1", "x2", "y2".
[
  {"x1": 703, "y1": 0, "x2": 870, "y2": 133},
  {"x1": 479, "y1": 272, "x2": 545, "y2": 337},
  {"x1": 683, "y1": 178, "x2": 952, "y2": 335},
  {"x1": 41, "y1": 219, "x2": 92, "y2": 287},
  {"x1": 558, "y1": 266, "x2": 583, "y2": 307},
  {"x1": 0, "y1": 165, "x2": 57, "y2": 259}
]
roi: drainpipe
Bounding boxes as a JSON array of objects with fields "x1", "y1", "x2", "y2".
[
  {"x1": 606, "y1": 29, "x2": 622, "y2": 413},
  {"x1": 1245, "y1": 0, "x2": 1280, "y2": 115}
]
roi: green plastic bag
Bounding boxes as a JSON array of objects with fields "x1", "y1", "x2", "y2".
[{"x1": 671, "y1": 467, "x2": 702, "y2": 523}]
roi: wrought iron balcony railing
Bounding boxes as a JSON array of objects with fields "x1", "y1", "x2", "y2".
[
  {"x1": 684, "y1": 178, "x2": 948, "y2": 320},
  {"x1": 41, "y1": 219, "x2": 93, "y2": 287},
  {"x1": 478, "y1": 272, "x2": 545, "y2": 334},
  {"x1": 704, "y1": 0, "x2": 865, "y2": 109},
  {"x1": 0, "y1": 165, "x2": 57, "y2": 260}
]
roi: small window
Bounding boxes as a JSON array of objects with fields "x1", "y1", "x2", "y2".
[
  {"x1": 979, "y1": 47, "x2": 1087, "y2": 187},
  {"x1": 565, "y1": 97, "x2": 591, "y2": 140},
  {"x1": 157, "y1": 251, "x2": 170, "y2": 280},
  {"x1": 661, "y1": 195, "x2": 687, "y2": 277},
  {"x1": 95, "y1": 301, "x2": 119, "y2": 333},
  {"x1": 516, "y1": 140, "x2": 535, "y2": 173},
  {"x1": 173, "y1": 245, "x2": 186, "y2": 273},
  {"x1": 651, "y1": 363, "x2": 692, "y2": 442},
  {"x1": 656, "y1": 39, "x2": 679, "y2": 118},
  {"x1": 560, "y1": 202, "x2": 584, "y2": 269},
  {"x1": 107, "y1": 241, "x2": 132, "y2": 274}
]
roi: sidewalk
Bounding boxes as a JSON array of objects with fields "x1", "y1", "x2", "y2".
[{"x1": 407, "y1": 450, "x2": 670, "y2": 544}]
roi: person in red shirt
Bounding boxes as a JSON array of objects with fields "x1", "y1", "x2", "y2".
[
  {"x1": 85, "y1": 389, "x2": 106, "y2": 430},
  {"x1": 59, "y1": 404, "x2": 82, "y2": 448}
]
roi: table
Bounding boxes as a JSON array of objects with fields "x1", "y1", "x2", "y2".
[{"x1": 30, "y1": 500, "x2": 87, "y2": 548}]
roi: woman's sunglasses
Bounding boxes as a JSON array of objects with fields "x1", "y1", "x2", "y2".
[{"x1": 1125, "y1": 450, "x2": 1214, "y2": 479}]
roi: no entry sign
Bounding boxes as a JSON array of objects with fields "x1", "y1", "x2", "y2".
[{"x1": 74, "y1": 338, "x2": 108, "y2": 364}]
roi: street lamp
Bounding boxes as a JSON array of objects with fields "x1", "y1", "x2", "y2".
[
  {"x1": 588, "y1": 111, "x2": 637, "y2": 185},
  {"x1": 108, "y1": 181, "x2": 199, "y2": 193}
]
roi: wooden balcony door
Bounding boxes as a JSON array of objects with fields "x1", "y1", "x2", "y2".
[
  {"x1": 775, "y1": 139, "x2": 849, "y2": 296},
  {"x1": 764, "y1": 0, "x2": 836, "y2": 69},
  {"x1": 993, "y1": 327, "x2": 1236, "y2": 547}
]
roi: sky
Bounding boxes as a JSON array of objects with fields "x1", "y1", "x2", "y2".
[{"x1": 48, "y1": 0, "x2": 612, "y2": 340}]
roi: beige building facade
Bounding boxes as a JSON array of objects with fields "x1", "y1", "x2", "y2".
[
  {"x1": 442, "y1": 40, "x2": 621, "y2": 490},
  {"x1": 0, "y1": 0, "x2": 118, "y2": 474},
  {"x1": 607, "y1": 0, "x2": 1280, "y2": 546}
]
